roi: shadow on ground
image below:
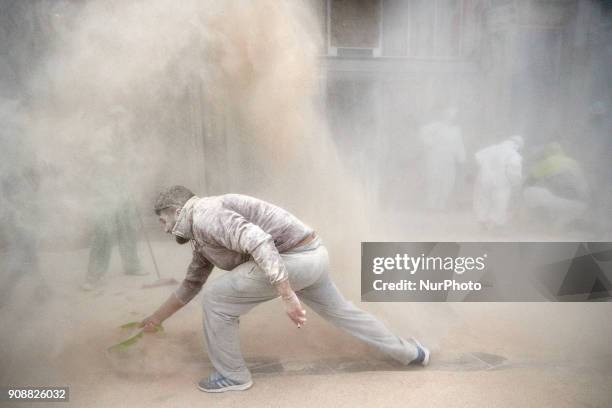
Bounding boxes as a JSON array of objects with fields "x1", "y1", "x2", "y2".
[{"x1": 246, "y1": 352, "x2": 509, "y2": 377}]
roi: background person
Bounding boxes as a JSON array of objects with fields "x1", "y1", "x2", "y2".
[
  {"x1": 522, "y1": 142, "x2": 590, "y2": 231},
  {"x1": 81, "y1": 107, "x2": 146, "y2": 290},
  {"x1": 473, "y1": 135, "x2": 524, "y2": 231},
  {"x1": 419, "y1": 107, "x2": 466, "y2": 211}
]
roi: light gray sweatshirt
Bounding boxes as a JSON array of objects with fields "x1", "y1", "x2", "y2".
[{"x1": 171, "y1": 194, "x2": 314, "y2": 304}]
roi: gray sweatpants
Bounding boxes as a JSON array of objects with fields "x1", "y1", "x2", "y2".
[{"x1": 200, "y1": 238, "x2": 418, "y2": 383}]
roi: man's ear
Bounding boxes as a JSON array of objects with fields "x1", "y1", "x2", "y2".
[{"x1": 175, "y1": 208, "x2": 181, "y2": 217}]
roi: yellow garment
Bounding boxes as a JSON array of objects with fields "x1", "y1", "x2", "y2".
[{"x1": 531, "y1": 153, "x2": 580, "y2": 180}]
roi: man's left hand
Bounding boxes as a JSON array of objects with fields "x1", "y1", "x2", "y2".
[{"x1": 282, "y1": 291, "x2": 307, "y2": 328}]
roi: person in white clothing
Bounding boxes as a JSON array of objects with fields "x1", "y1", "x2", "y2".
[
  {"x1": 420, "y1": 108, "x2": 466, "y2": 210},
  {"x1": 473, "y1": 136, "x2": 524, "y2": 230}
]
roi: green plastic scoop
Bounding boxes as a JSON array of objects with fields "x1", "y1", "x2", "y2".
[{"x1": 107, "y1": 321, "x2": 164, "y2": 352}]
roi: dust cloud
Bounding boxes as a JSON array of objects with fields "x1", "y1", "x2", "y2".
[
  {"x1": 0, "y1": 0, "x2": 610, "y2": 397},
  {"x1": 0, "y1": 0, "x2": 368, "y2": 387}
]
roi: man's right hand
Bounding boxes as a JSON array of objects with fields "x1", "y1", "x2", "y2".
[
  {"x1": 140, "y1": 315, "x2": 162, "y2": 333},
  {"x1": 140, "y1": 293, "x2": 186, "y2": 332}
]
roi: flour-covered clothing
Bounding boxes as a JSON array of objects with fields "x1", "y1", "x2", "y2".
[
  {"x1": 473, "y1": 140, "x2": 523, "y2": 226},
  {"x1": 420, "y1": 121, "x2": 466, "y2": 210},
  {"x1": 172, "y1": 194, "x2": 314, "y2": 304},
  {"x1": 170, "y1": 193, "x2": 421, "y2": 383},
  {"x1": 200, "y1": 237, "x2": 418, "y2": 383}
]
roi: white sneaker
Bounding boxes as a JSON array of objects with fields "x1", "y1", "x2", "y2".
[
  {"x1": 411, "y1": 338, "x2": 430, "y2": 366},
  {"x1": 197, "y1": 372, "x2": 253, "y2": 393}
]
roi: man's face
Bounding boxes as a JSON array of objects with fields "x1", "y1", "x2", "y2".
[{"x1": 158, "y1": 207, "x2": 180, "y2": 234}]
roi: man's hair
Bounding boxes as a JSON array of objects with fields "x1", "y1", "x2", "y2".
[{"x1": 154, "y1": 185, "x2": 195, "y2": 215}]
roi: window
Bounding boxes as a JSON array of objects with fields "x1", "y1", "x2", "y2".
[
  {"x1": 383, "y1": 0, "x2": 473, "y2": 58},
  {"x1": 329, "y1": 0, "x2": 381, "y2": 49}
]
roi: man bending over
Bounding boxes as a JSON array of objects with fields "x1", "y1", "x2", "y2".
[{"x1": 142, "y1": 185, "x2": 429, "y2": 393}]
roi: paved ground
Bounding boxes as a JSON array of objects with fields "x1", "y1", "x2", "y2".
[{"x1": 1, "y1": 230, "x2": 611, "y2": 408}]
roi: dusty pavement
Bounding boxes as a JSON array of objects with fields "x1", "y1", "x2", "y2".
[{"x1": 1, "y1": 234, "x2": 611, "y2": 408}]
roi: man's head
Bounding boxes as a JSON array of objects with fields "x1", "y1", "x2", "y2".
[{"x1": 154, "y1": 185, "x2": 195, "y2": 240}]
